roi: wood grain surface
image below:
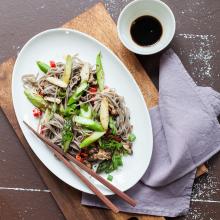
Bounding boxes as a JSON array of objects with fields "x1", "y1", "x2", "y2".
[
  {"x1": 0, "y1": 2, "x2": 208, "y2": 220},
  {"x1": 0, "y1": 3, "x2": 162, "y2": 220}
]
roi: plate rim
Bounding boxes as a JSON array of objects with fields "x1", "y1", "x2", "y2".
[{"x1": 11, "y1": 28, "x2": 153, "y2": 195}]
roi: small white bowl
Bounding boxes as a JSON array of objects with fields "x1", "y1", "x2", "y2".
[{"x1": 117, "y1": 0, "x2": 176, "y2": 55}]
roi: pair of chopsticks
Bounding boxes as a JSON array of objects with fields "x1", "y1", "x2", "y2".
[{"x1": 23, "y1": 121, "x2": 136, "y2": 213}]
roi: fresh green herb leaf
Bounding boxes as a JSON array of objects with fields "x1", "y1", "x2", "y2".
[
  {"x1": 112, "y1": 153, "x2": 123, "y2": 168},
  {"x1": 109, "y1": 116, "x2": 117, "y2": 135},
  {"x1": 128, "y1": 133, "x2": 136, "y2": 142},
  {"x1": 122, "y1": 149, "x2": 129, "y2": 156},
  {"x1": 63, "y1": 104, "x2": 77, "y2": 117},
  {"x1": 96, "y1": 152, "x2": 123, "y2": 174},
  {"x1": 99, "y1": 138, "x2": 122, "y2": 150},
  {"x1": 107, "y1": 174, "x2": 113, "y2": 181},
  {"x1": 98, "y1": 160, "x2": 115, "y2": 174},
  {"x1": 58, "y1": 90, "x2": 66, "y2": 99},
  {"x1": 96, "y1": 160, "x2": 111, "y2": 173}
]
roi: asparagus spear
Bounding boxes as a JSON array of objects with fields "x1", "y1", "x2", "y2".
[
  {"x1": 61, "y1": 119, "x2": 73, "y2": 152},
  {"x1": 74, "y1": 116, "x2": 104, "y2": 131},
  {"x1": 80, "y1": 62, "x2": 90, "y2": 83},
  {"x1": 80, "y1": 131, "x2": 106, "y2": 148},
  {"x1": 36, "y1": 61, "x2": 50, "y2": 74},
  {"x1": 44, "y1": 96, "x2": 61, "y2": 104},
  {"x1": 24, "y1": 89, "x2": 47, "y2": 111},
  {"x1": 79, "y1": 104, "x2": 92, "y2": 119},
  {"x1": 41, "y1": 108, "x2": 52, "y2": 124},
  {"x1": 96, "y1": 52, "x2": 105, "y2": 91},
  {"x1": 67, "y1": 82, "x2": 88, "y2": 105},
  {"x1": 100, "y1": 97, "x2": 109, "y2": 130},
  {"x1": 46, "y1": 77, "x2": 68, "y2": 88},
  {"x1": 63, "y1": 55, "x2": 73, "y2": 84},
  {"x1": 59, "y1": 103, "x2": 65, "y2": 115}
]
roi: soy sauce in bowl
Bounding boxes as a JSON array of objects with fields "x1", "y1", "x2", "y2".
[{"x1": 130, "y1": 15, "x2": 162, "y2": 46}]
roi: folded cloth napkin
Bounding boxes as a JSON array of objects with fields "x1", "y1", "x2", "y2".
[{"x1": 81, "y1": 49, "x2": 220, "y2": 217}]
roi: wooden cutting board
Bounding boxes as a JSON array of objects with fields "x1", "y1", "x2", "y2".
[{"x1": 0, "y1": 2, "x2": 206, "y2": 220}]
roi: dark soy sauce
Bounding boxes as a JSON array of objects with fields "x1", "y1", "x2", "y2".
[{"x1": 130, "y1": 15, "x2": 162, "y2": 46}]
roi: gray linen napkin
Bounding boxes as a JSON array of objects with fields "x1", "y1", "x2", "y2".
[{"x1": 81, "y1": 49, "x2": 220, "y2": 217}]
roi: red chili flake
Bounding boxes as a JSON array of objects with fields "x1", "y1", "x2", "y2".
[
  {"x1": 50, "y1": 60, "x2": 56, "y2": 68},
  {"x1": 76, "y1": 154, "x2": 84, "y2": 162},
  {"x1": 33, "y1": 108, "x2": 42, "y2": 118},
  {"x1": 89, "y1": 86, "x2": 97, "y2": 94}
]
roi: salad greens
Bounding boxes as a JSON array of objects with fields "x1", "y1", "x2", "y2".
[
  {"x1": 22, "y1": 52, "x2": 135, "y2": 174},
  {"x1": 107, "y1": 174, "x2": 113, "y2": 181},
  {"x1": 98, "y1": 138, "x2": 123, "y2": 151},
  {"x1": 109, "y1": 116, "x2": 117, "y2": 135},
  {"x1": 128, "y1": 133, "x2": 136, "y2": 142},
  {"x1": 97, "y1": 152, "x2": 123, "y2": 174}
]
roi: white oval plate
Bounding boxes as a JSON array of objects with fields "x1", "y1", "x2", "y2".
[{"x1": 12, "y1": 28, "x2": 153, "y2": 195}]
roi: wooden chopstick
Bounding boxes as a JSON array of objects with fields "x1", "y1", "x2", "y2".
[
  {"x1": 23, "y1": 121, "x2": 119, "y2": 213},
  {"x1": 24, "y1": 121, "x2": 136, "y2": 207},
  {"x1": 62, "y1": 152, "x2": 137, "y2": 207},
  {"x1": 23, "y1": 121, "x2": 137, "y2": 208},
  {"x1": 48, "y1": 139, "x2": 119, "y2": 213}
]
